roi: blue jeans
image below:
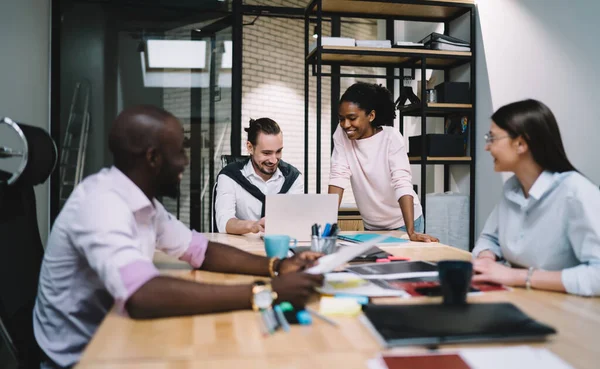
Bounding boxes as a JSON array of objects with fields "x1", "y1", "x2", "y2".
[{"x1": 397, "y1": 215, "x2": 424, "y2": 234}]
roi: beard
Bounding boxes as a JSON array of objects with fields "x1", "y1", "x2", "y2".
[
  {"x1": 156, "y1": 166, "x2": 181, "y2": 199},
  {"x1": 251, "y1": 156, "x2": 278, "y2": 176}
]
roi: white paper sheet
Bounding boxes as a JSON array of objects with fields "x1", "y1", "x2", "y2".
[
  {"x1": 317, "y1": 272, "x2": 408, "y2": 297},
  {"x1": 305, "y1": 233, "x2": 393, "y2": 274}
]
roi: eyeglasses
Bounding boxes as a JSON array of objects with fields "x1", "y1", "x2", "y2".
[{"x1": 484, "y1": 132, "x2": 510, "y2": 144}]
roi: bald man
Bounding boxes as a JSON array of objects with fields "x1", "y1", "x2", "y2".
[{"x1": 34, "y1": 105, "x2": 323, "y2": 369}]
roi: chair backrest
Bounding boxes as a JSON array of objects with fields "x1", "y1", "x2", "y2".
[
  {"x1": 0, "y1": 184, "x2": 44, "y2": 369},
  {"x1": 220, "y1": 155, "x2": 249, "y2": 168},
  {"x1": 0, "y1": 317, "x2": 18, "y2": 369},
  {"x1": 0, "y1": 121, "x2": 55, "y2": 368}
]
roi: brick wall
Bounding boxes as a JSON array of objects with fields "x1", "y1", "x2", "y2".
[
  {"x1": 162, "y1": 1, "x2": 381, "y2": 230},
  {"x1": 242, "y1": 0, "x2": 381, "y2": 204}
]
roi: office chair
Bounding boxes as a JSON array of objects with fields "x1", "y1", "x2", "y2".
[
  {"x1": 0, "y1": 117, "x2": 58, "y2": 369},
  {"x1": 211, "y1": 155, "x2": 249, "y2": 232},
  {"x1": 220, "y1": 154, "x2": 249, "y2": 168}
]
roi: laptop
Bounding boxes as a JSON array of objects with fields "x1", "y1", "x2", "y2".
[
  {"x1": 264, "y1": 194, "x2": 338, "y2": 241},
  {"x1": 360, "y1": 303, "x2": 556, "y2": 348}
]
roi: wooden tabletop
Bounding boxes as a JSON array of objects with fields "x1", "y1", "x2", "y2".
[{"x1": 77, "y1": 232, "x2": 600, "y2": 369}]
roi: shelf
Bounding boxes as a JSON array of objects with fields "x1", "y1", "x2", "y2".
[
  {"x1": 400, "y1": 103, "x2": 472, "y2": 117},
  {"x1": 307, "y1": 46, "x2": 471, "y2": 69},
  {"x1": 409, "y1": 156, "x2": 471, "y2": 165},
  {"x1": 309, "y1": 0, "x2": 474, "y2": 21}
]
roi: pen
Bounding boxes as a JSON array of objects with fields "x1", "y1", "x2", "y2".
[
  {"x1": 256, "y1": 312, "x2": 269, "y2": 336},
  {"x1": 261, "y1": 309, "x2": 277, "y2": 334},
  {"x1": 305, "y1": 307, "x2": 339, "y2": 327},
  {"x1": 274, "y1": 305, "x2": 290, "y2": 332}
]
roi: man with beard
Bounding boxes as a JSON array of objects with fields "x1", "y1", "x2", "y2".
[
  {"x1": 34, "y1": 106, "x2": 323, "y2": 369},
  {"x1": 215, "y1": 118, "x2": 303, "y2": 234}
]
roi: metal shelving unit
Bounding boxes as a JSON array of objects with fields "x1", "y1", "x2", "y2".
[{"x1": 304, "y1": 0, "x2": 477, "y2": 248}]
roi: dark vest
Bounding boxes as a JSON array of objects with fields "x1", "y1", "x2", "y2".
[{"x1": 215, "y1": 159, "x2": 300, "y2": 231}]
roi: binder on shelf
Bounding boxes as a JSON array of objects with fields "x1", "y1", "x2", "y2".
[{"x1": 419, "y1": 32, "x2": 470, "y2": 52}]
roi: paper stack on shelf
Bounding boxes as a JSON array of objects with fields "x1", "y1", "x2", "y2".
[
  {"x1": 309, "y1": 36, "x2": 355, "y2": 53},
  {"x1": 393, "y1": 41, "x2": 425, "y2": 48},
  {"x1": 355, "y1": 40, "x2": 392, "y2": 48}
]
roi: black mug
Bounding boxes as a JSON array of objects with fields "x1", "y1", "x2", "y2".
[{"x1": 437, "y1": 260, "x2": 473, "y2": 305}]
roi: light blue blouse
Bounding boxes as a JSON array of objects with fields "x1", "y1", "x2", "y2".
[{"x1": 473, "y1": 171, "x2": 600, "y2": 296}]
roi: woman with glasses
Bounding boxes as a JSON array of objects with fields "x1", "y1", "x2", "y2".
[
  {"x1": 472, "y1": 99, "x2": 600, "y2": 296},
  {"x1": 328, "y1": 82, "x2": 438, "y2": 242}
]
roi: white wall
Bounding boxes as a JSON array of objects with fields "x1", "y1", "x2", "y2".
[
  {"x1": 475, "y1": 0, "x2": 600, "y2": 236},
  {"x1": 0, "y1": 0, "x2": 51, "y2": 245}
]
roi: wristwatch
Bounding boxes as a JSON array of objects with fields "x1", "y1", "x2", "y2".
[{"x1": 251, "y1": 281, "x2": 278, "y2": 311}]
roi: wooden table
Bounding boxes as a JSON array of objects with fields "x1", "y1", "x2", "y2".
[{"x1": 77, "y1": 232, "x2": 600, "y2": 369}]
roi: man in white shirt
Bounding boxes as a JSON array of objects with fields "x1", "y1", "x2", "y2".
[
  {"x1": 215, "y1": 118, "x2": 303, "y2": 234},
  {"x1": 34, "y1": 106, "x2": 322, "y2": 369}
]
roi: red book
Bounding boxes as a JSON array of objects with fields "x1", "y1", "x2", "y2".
[
  {"x1": 387, "y1": 280, "x2": 508, "y2": 297},
  {"x1": 382, "y1": 354, "x2": 471, "y2": 369}
]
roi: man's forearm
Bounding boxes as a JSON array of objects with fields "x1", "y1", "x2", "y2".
[
  {"x1": 225, "y1": 218, "x2": 254, "y2": 235},
  {"x1": 398, "y1": 195, "x2": 415, "y2": 233},
  {"x1": 126, "y1": 276, "x2": 253, "y2": 319},
  {"x1": 200, "y1": 241, "x2": 271, "y2": 276}
]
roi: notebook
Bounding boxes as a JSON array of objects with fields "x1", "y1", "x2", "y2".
[
  {"x1": 338, "y1": 233, "x2": 408, "y2": 244},
  {"x1": 360, "y1": 303, "x2": 556, "y2": 348},
  {"x1": 346, "y1": 261, "x2": 438, "y2": 279}
]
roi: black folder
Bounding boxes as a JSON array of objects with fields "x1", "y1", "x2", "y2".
[{"x1": 360, "y1": 303, "x2": 556, "y2": 347}]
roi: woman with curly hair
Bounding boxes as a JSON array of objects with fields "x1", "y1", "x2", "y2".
[{"x1": 328, "y1": 82, "x2": 438, "y2": 242}]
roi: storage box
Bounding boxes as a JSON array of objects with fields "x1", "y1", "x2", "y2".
[
  {"x1": 434, "y1": 82, "x2": 470, "y2": 103},
  {"x1": 408, "y1": 134, "x2": 465, "y2": 157}
]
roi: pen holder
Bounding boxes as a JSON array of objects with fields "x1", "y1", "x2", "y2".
[{"x1": 311, "y1": 236, "x2": 338, "y2": 255}]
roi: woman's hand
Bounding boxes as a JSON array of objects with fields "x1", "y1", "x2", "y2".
[
  {"x1": 472, "y1": 258, "x2": 525, "y2": 286},
  {"x1": 476, "y1": 250, "x2": 498, "y2": 261},
  {"x1": 408, "y1": 232, "x2": 439, "y2": 243}
]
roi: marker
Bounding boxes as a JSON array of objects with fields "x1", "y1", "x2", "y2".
[
  {"x1": 305, "y1": 307, "x2": 339, "y2": 327},
  {"x1": 274, "y1": 305, "x2": 290, "y2": 332},
  {"x1": 311, "y1": 224, "x2": 320, "y2": 252},
  {"x1": 322, "y1": 223, "x2": 332, "y2": 237},
  {"x1": 329, "y1": 223, "x2": 339, "y2": 237}
]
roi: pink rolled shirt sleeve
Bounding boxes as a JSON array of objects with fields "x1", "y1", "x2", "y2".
[
  {"x1": 71, "y1": 193, "x2": 160, "y2": 315},
  {"x1": 388, "y1": 131, "x2": 415, "y2": 201},
  {"x1": 329, "y1": 127, "x2": 352, "y2": 188},
  {"x1": 155, "y1": 202, "x2": 208, "y2": 268}
]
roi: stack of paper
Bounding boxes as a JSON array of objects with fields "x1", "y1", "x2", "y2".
[
  {"x1": 317, "y1": 272, "x2": 407, "y2": 297},
  {"x1": 368, "y1": 346, "x2": 574, "y2": 369},
  {"x1": 309, "y1": 36, "x2": 355, "y2": 53},
  {"x1": 355, "y1": 40, "x2": 392, "y2": 48}
]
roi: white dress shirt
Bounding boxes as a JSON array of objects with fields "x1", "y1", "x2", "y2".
[
  {"x1": 215, "y1": 160, "x2": 304, "y2": 232},
  {"x1": 472, "y1": 171, "x2": 600, "y2": 296},
  {"x1": 34, "y1": 167, "x2": 208, "y2": 367}
]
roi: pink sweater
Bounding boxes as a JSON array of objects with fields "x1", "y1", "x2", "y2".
[{"x1": 329, "y1": 126, "x2": 422, "y2": 230}]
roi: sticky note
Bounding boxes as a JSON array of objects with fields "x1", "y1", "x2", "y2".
[{"x1": 318, "y1": 296, "x2": 362, "y2": 317}]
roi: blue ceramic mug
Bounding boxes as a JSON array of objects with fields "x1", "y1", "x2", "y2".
[{"x1": 264, "y1": 235, "x2": 297, "y2": 259}]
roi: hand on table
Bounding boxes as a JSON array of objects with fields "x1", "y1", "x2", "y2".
[
  {"x1": 472, "y1": 258, "x2": 523, "y2": 286},
  {"x1": 408, "y1": 232, "x2": 439, "y2": 243},
  {"x1": 271, "y1": 272, "x2": 324, "y2": 308},
  {"x1": 249, "y1": 217, "x2": 265, "y2": 233}
]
